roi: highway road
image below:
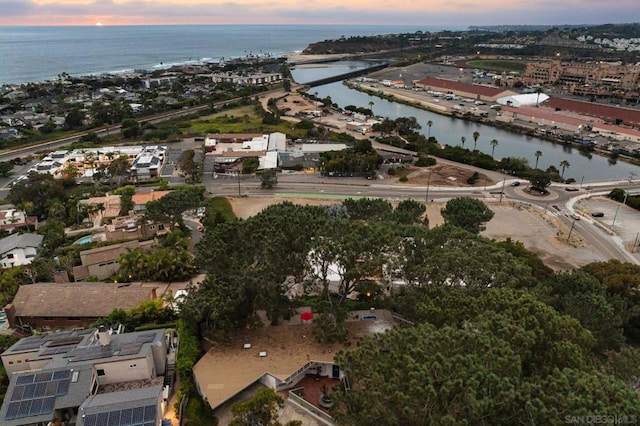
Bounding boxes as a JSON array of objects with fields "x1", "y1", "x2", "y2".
[{"x1": 204, "y1": 171, "x2": 640, "y2": 265}]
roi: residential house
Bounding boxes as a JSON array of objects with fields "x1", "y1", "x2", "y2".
[
  {"x1": 0, "y1": 233, "x2": 44, "y2": 269},
  {"x1": 0, "y1": 327, "x2": 172, "y2": 426},
  {"x1": 193, "y1": 309, "x2": 395, "y2": 420},
  {"x1": 129, "y1": 146, "x2": 166, "y2": 181},
  {"x1": 131, "y1": 191, "x2": 170, "y2": 214},
  {"x1": 0, "y1": 209, "x2": 25, "y2": 231},
  {"x1": 3, "y1": 282, "x2": 157, "y2": 332},
  {"x1": 78, "y1": 194, "x2": 122, "y2": 227},
  {"x1": 104, "y1": 214, "x2": 169, "y2": 242},
  {"x1": 72, "y1": 239, "x2": 157, "y2": 281}
]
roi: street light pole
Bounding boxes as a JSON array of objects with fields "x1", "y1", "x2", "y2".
[
  {"x1": 499, "y1": 178, "x2": 506, "y2": 203},
  {"x1": 425, "y1": 170, "x2": 432, "y2": 203}
]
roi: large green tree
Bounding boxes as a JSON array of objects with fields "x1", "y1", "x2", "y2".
[
  {"x1": 440, "y1": 197, "x2": 494, "y2": 233},
  {"x1": 144, "y1": 186, "x2": 205, "y2": 231}
]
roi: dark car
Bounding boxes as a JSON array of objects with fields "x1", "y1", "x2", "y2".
[
  {"x1": 510, "y1": 181, "x2": 520, "y2": 187},
  {"x1": 591, "y1": 212, "x2": 605, "y2": 218}
]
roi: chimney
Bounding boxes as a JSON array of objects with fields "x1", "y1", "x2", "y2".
[{"x1": 97, "y1": 325, "x2": 111, "y2": 346}]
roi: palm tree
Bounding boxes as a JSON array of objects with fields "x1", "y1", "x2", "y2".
[
  {"x1": 314, "y1": 91, "x2": 319, "y2": 110},
  {"x1": 472, "y1": 131, "x2": 480, "y2": 151},
  {"x1": 460, "y1": 136, "x2": 466, "y2": 149},
  {"x1": 490, "y1": 139, "x2": 499, "y2": 159},
  {"x1": 368, "y1": 101, "x2": 375, "y2": 116},
  {"x1": 427, "y1": 120, "x2": 433, "y2": 139},
  {"x1": 560, "y1": 160, "x2": 570, "y2": 179},
  {"x1": 534, "y1": 150, "x2": 542, "y2": 169}
]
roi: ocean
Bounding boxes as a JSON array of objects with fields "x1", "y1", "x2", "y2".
[{"x1": 0, "y1": 24, "x2": 458, "y2": 85}]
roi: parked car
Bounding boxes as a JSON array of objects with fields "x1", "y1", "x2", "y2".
[
  {"x1": 510, "y1": 181, "x2": 521, "y2": 187},
  {"x1": 591, "y1": 212, "x2": 604, "y2": 218},
  {"x1": 570, "y1": 213, "x2": 581, "y2": 220}
]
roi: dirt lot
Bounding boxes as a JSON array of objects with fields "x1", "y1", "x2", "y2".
[
  {"x1": 392, "y1": 163, "x2": 493, "y2": 187},
  {"x1": 227, "y1": 191, "x2": 602, "y2": 272}
]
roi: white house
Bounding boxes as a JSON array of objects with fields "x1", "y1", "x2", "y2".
[
  {"x1": 0, "y1": 209, "x2": 28, "y2": 232},
  {"x1": 0, "y1": 233, "x2": 44, "y2": 269}
]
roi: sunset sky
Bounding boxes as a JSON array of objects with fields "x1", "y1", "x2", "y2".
[{"x1": 0, "y1": 0, "x2": 637, "y2": 26}]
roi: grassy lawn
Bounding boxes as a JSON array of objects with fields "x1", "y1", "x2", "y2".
[
  {"x1": 466, "y1": 60, "x2": 528, "y2": 73},
  {"x1": 184, "y1": 106, "x2": 309, "y2": 139}
]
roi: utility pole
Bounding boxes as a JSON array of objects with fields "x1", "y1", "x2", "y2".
[
  {"x1": 567, "y1": 218, "x2": 577, "y2": 242},
  {"x1": 611, "y1": 190, "x2": 628, "y2": 230},
  {"x1": 499, "y1": 178, "x2": 506, "y2": 203},
  {"x1": 237, "y1": 171, "x2": 241, "y2": 197},
  {"x1": 425, "y1": 170, "x2": 432, "y2": 203}
]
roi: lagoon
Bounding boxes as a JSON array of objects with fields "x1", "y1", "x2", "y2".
[{"x1": 292, "y1": 64, "x2": 640, "y2": 182}]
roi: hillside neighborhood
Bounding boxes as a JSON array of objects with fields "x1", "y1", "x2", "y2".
[{"x1": 1, "y1": 24, "x2": 640, "y2": 425}]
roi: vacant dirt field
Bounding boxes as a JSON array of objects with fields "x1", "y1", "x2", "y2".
[{"x1": 392, "y1": 163, "x2": 493, "y2": 187}]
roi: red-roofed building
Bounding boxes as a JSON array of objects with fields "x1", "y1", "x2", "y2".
[
  {"x1": 131, "y1": 191, "x2": 170, "y2": 213},
  {"x1": 542, "y1": 97, "x2": 640, "y2": 127},
  {"x1": 414, "y1": 77, "x2": 516, "y2": 102}
]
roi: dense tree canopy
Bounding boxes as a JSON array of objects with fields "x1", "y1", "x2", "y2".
[{"x1": 333, "y1": 289, "x2": 640, "y2": 425}]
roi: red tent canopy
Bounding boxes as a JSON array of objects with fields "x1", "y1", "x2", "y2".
[{"x1": 300, "y1": 311, "x2": 314, "y2": 321}]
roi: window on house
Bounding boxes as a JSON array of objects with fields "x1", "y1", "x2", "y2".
[
  {"x1": 96, "y1": 369, "x2": 105, "y2": 376},
  {"x1": 6, "y1": 254, "x2": 14, "y2": 259}
]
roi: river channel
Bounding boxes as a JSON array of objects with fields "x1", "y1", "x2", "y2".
[{"x1": 291, "y1": 62, "x2": 640, "y2": 182}]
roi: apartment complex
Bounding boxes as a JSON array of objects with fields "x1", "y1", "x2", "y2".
[{"x1": 524, "y1": 60, "x2": 640, "y2": 92}]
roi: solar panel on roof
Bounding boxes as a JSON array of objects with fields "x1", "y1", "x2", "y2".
[
  {"x1": 143, "y1": 405, "x2": 155, "y2": 421},
  {"x1": 52, "y1": 369, "x2": 71, "y2": 380},
  {"x1": 41, "y1": 397, "x2": 55, "y2": 413},
  {"x1": 45, "y1": 381, "x2": 58, "y2": 396},
  {"x1": 16, "y1": 374, "x2": 35, "y2": 385},
  {"x1": 96, "y1": 411, "x2": 109, "y2": 426},
  {"x1": 30, "y1": 397, "x2": 43, "y2": 415},
  {"x1": 136, "y1": 333, "x2": 156, "y2": 343},
  {"x1": 5, "y1": 402, "x2": 19, "y2": 419},
  {"x1": 5, "y1": 370, "x2": 72, "y2": 420},
  {"x1": 40, "y1": 346, "x2": 74, "y2": 356},
  {"x1": 34, "y1": 382, "x2": 47, "y2": 398},
  {"x1": 48, "y1": 336, "x2": 83, "y2": 347},
  {"x1": 23, "y1": 383, "x2": 36, "y2": 399},
  {"x1": 56, "y1": 379, "x2": 70, "y2": 396},
  {"x1": 119, "y1": 342, "x2": 143, "y2": 356},
  {"x1": 12, "y1": 336, "x2": 47, "y2": 351},
  {"x1": 11, "y1": 385, "x2": 25, "y2": 401},
  {"x1": 132, "y1": 406, "x2": 145, "y2": 423},
  {"x1": 120, "y1": 408, "x2": 132, "y2": 425},
  {"x1": 108, "y1": 410, "x2": 121, "y2": 424},
  {"x1": 17, "y1": 400, "x2": 32, "y2": 417},
  {"x1": 83, "y1": 406, "x2": 156, "y2": 426},
  {"x1": 35, "y1": 371, "x2": 53, "y2": 382},
  {"x1": 84, "y1": 414, "x2": 97, "y2": 426}
]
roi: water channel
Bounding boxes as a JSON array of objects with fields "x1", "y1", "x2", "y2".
[{"x1": 291, "y1": 62, "x2": 640, "y2": 182}]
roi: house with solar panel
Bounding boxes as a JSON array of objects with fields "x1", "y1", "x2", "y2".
[{"x1": 0, "y1": 326, "x2": 174, "y2": 425}]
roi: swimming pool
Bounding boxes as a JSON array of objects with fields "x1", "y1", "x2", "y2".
[{"x1": 73, "y1": 235, "x2": 93, "y2": 245}]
